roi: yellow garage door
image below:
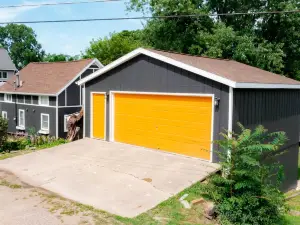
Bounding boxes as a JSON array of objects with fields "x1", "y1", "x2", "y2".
[
  {"x1": 114, "y1": 93, "x2": 213, "y2": 160},
  {"x1": 92, "y1": 93, "x2": 106, "y2": 139}
]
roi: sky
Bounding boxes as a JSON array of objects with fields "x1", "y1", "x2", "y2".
[{"x1": 0, "y1": 0, "x2": 145, "y2": 55}]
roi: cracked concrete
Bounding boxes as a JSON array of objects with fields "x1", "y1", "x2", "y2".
[{"x1": 0, "y1": 138, "x2": 219, "y2": 217}]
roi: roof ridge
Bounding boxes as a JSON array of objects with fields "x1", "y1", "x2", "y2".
[
  {"x1": 30, "y1": 58, "x2": 93, "y2": 64},
  {"x1": 146, "y1": 48, "x2": 232, "y2": 61}
]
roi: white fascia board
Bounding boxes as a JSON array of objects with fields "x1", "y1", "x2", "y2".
[
  {"x1": 234, "y1": 83, "x2": 300, "y2": 89},
  {"x1": 139, "y1": 49, "x2": 236, "y2": 87},
  {"x1": 75, "y1": 48, "x2": 300, "y2": 90},
  {"x1": 76, "y1": 48, "x2": 143, "y2": 86},
  {"x1": 94, "y1": 58, "x2": 104, "y2": 68},
  {"x1": 0, "y1": 91, "x2": 56, "y2": 96},
  {"x1": 76, "y1": 48, "x2": 236, "y2": 87},
  {"x1": 56, "y1": 59, "x2": 100, "y2": 96}
]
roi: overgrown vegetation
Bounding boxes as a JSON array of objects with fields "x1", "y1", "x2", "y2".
[
  {"x1": 0, "y1": 124, "x2": 68, "y2": 157},
  {"x1": 200, "y1": 123, "x2": 288, "y2": 224}
]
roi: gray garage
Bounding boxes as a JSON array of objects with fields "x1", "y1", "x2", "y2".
[{"x1": 77, "y1": 48, "x2": 300, "y2": 191}]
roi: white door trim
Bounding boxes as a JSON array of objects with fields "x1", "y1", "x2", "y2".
[
  {"x1": 90, "y1": 92, "x2": 107, "y2": 140},
  {"x1": 109, "y1": 90, "x2": 215, "y2": 162}
]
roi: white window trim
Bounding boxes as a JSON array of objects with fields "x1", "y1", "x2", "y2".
[
  {"x1": 1, "y1": 111, "x2": 7, "y2": 119},
  {"x1": 4, "y1": 94, "x2": 12, "y2": 102},
  {"x1": 38, "y1": 96, "x2": 49, "y2": 106},
  {"x1": 17, "y1": 109, "x2": 25, "y2": 130},
  {"x1": 64, "y1": 115, "x2": 69, "y2": 132},
  {"x1": 40, "y1": 113, "x2": 50, "y2": 132}
]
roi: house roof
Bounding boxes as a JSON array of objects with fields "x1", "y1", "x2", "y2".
[
  {"x1": 0, "y1": 59, "x2": 98, "y2": 95},
  {"x1": 77, "y1": 48, "x2": 300, "y2": 89},
  {"x1": 0, "y1": 48, "x2": 17, "y2": 71}
]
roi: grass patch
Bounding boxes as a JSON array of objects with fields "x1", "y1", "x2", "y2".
[
  {"x1": 0, "y1": 140, "x2": 68, "y2": 161},
  {"x1": 115, "y1": 181, "x2": 216, "y2": 225},
  {"x1": 298, "y1": 151, "x2": 300, "y2": 179},
  {"x1": 0, "y1": 149, "x2": 35, "y2": 160},
  {"x1": 0, "y1": 179, "x2": 22, "y2": 189}
]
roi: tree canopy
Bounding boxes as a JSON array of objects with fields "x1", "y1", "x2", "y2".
[
  {"x1": 0, "y1": 24, "x2": 45, "y2": 69},
  {"x1": 83, "y1": 30, "x2": 145, "y2": 65},
  {"x1": 127, "y1": 0, "x2": 300, "y2": 79},
  {"x1": 43, "y1": 54, "x2": 80, "y2": 62}
]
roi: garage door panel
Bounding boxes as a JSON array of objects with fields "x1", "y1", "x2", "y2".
[
  {"x1": 113, "y1": 93, "x2": 213, "y2": 160},
  {"x1": 92, "y1": 93, "x2": 106, "y2": 139}
]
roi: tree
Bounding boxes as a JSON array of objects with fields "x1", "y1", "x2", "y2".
[
  {"x1": 128, "y1": 0, "x2": 300, "y2": 79},
  {"x1": 206, "y1": 0, "x2": 300, "y2": 79},
  {"x1": 200, "y1": 123, "x2": 287, "y2": 224},
  {"x1": 43, "y1": 54, "x2": 80, "y2": 62},
  {"x1": 189, "y1": 23, "x2": 285, "y2": 74},
  {"x1": 0, "y1": 24, "x2": 45, "y2": 69},
  {"x1": 83, "y1": 30, "x2": 145, "y2": 65},
  {"x1": 128, "y1": 0, "x2": 214, "y2": 53}
]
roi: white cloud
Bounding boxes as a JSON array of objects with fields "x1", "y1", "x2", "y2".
[
  {"x1": 0, "y1": 0, "x2": 57, "y2": 22},
  {"x1": 0, "y1": 6, "x2": 39, "y2": 21}
]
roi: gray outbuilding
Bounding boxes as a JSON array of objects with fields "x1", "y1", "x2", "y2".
[{"x1": 77, "y1": 48, "x2": 300, "y2": 191}]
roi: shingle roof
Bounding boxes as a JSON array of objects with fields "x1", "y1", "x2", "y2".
[
  {"x1": 0, "y1": 48, "x2": 16, "y2": 71},
  {"x1": 147, "y1": 49, "x2": 300, "y2": 85},
  {"x1": 77, "y1": 48, "x2": 300, "y2": 89},
  {"x1": 0, "y1": 59, "x2": 94, "y2": 95}
]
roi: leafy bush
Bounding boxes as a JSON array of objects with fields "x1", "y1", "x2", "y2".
[
  {"x1": 3, "y1": 138, "x2": 29, "y2": 152},
  {"x1": 200, "y1": 123, "x2": 288, "y2": 225},
  {"x1": 2, "y1": 133, "x2": 68, "y2": 152},
  {"x1": 0, "y1": 116, "x2": 8, "y2": 151}
]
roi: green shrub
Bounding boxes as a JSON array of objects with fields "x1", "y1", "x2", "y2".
[
  {"x1": 0, "y1": 116, "x2": 8, "y2": 151},
  {"x1": 2, "y1": 137, "x2": 29, "y2": 152},
  {"x1": 200, "y1": 123, "x2": 288, "y2": 225}
]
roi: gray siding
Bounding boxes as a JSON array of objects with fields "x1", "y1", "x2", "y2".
[
  {"x1": 58, "y1": 107, "x2": 82, "y2": 138},
  {"x1": 0, "y1": 102, "x2": 56, "y2": 136},
  {"x1": 66, "y1": 78, "x2": 80, "y2": 106},
  {"x1": 85, "y1": 55, "x2": 230, "y2": 162},
  {"x1": 233, "y1": 89, "x2": 300, "y2": 191},
  {"x1": 58, "y1": 65, "x2": 99, "y2": 107},
  {"x1": 0, "y1": 70, "x2": 14, "y2": 83},
  {"x1": 58, "y1": 91, "x2": 65, "y2": 107}
]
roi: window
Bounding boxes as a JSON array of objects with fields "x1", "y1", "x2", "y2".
[
  {"x1": 2, "y1": 72, "x2": 7, "y2": 79},
  {"x1": 4, "y1": 94, "x2": 12, "y2": 102},
  {"x1": 17, "y1": 95, "x2": 25, "y2": 104},
  {"x1": 18, "y1": 109, "x2": 25, "y2": 129},
  {"x1": 1, "y1": 111, "x2": 7, "y2": 119},
  {"x1": 41, "y1": 113, "x2": 49, "y2": 131},
  {"x1": 39, "y1": 96, "x2": 49, "y2": 106},
  {"x1": 64, "y1": 115, "x2": 70, "y2": 132}
]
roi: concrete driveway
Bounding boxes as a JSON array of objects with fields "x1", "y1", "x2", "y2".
[{"x1": 0, "y1": 139, "x2": 219, "y2": 217}]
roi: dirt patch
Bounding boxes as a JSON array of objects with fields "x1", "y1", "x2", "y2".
[{"x1": 0, "y1": 170, "x2": 120, "y2": 225}]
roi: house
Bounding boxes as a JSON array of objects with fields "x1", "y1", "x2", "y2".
[
  {"x1": 0, "y1": 58, "x2": 103, "y2": 138},
  {"x1": 0, "y1": 48, "x2": 17, "y2": 86},
  {"x1": 76, "y1": 48, "x2": 300, "y2": 191}
]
